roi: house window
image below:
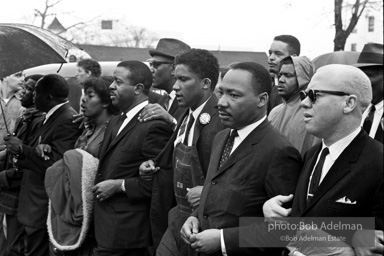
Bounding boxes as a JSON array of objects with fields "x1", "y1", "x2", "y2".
[
  {"x1": 368, "y1": 16, "x2": 374, "y2": 32},
  {"x1": 101, "y1": 20, "x2": 113, "y2": 30},
  {"x1": 351, "y1": 43, "x2": 357, "y2": 51}
]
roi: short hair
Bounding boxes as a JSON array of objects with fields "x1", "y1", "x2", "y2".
[
  {"x1": 77, "y1": 59, "x2": 102, "y2": 77},
  {"x1": 117, "y1": 61, "x2": 152, "y2": 94},
  {"x1": 317, "y1": 65, "x2": 372, "y2": 111},
  {"x1": 280, "y1": 56, "x2": 294, "y2": 66},
  {"x1": 175, "y1": 49, "x2": 220, "y2": 90},
  {"x1": 274, "y1": 35, "x2": 301, "y2": 56},
  {"x1": 36, "y1": 74, "x2": 69, "y2": 99},
  {"x1": 230, "y1": 62, "x2": 272, "y2": 96},
  {"x1": 25, "y1": 74, "x2": 43, "y2": 83},
  {"x1": 83, "y1": 77, "x2": 119, "y2": 115}
]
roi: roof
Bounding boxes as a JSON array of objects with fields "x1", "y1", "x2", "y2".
[
  {"x1": 47, "y1": 17, "x2": 66, "y2": 33},
  {"x1": 77, "y1": 44, "x2": 268, "y2": 68}
]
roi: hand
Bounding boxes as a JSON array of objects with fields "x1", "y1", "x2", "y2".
[
  {"x1": 35, "y1": 144, "x2": 52, "y2": 160},
  {"x1": 92, "y1": 179, "x2": 123, "y2": 201},
  {"x1": 138, "y1": 103, "x2": 173, "y2": 124},
  {"x1": 180, "y1": 216, "x2": 200, "y2": 245},
  {"x1": 3, "y1": 135, "x2": 22, "y2": 155},
  {"x1": 353, "y1": 229, "x2": 384, "y2": 256},
  {"x1": 190, "y1": 229, "x2": 221, "y2": 254},
  {"x1": 72, "y1": 112, "x2": 85, "y2": 128},
  {"x1": 263, "y1": 194, "x2": 293, "y2": 219},
  {"x1": 186, "y1": 186, "x2": 203, "y2": 208},
  {"x1": 139, "y1": 160, "x2": 159, "y2": 181}
]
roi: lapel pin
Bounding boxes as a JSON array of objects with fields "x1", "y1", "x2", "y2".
[{"x1": 199, "y1": 113, "x2": 211, "y2": 125}]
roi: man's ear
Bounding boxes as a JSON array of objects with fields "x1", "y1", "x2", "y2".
[
  {"x1": 343, "y1": 95, "x2": 357, "y2": 114},
  {"x1": 86, "y1": 71, "x2": 92, "y2": 78},
  {"x1": 202, "y1": 78, "x2": 211, "y2": 90},
  {"x1": 257, "y1": 92, "x2": 269, "y2": 108},
  {"x1": 134, "y1": 83, "x2": 145, "y2": 95}
]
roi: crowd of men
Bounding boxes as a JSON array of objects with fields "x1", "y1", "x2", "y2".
[{"x1": 0, "y1": 36, "x2": 382, "y2": 256}]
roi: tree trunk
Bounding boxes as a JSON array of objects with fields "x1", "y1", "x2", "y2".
[{"x1": 333, "y1": 0, "x2": 369, "y2": 51}]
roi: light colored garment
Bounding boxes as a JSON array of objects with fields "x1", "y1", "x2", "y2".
[{"x1": 268, "y1": 56, "x2": 319, "y2": 155}]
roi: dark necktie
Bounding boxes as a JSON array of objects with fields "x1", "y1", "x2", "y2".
[
  {"x1": 363, "y1": 105, "x2": 375, "y2": 134},
  {"x1": 183, "y1": 114, "x2": 195, "y2": 145},
  {"x1": 112, "y1": 113, "x2": 127, "y2": 138},
  {"x1": 218, "y1": 130, "x2": 238, "y2": 169},
  {"x1": 307, "y1": 147, "x2": 329, "y2": 203}
]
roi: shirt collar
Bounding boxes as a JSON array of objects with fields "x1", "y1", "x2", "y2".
[
  {"x1": 168, "y1": 90, "x2": 176, "y2": 100},
  {"x1": 236, "y1": 115, "x2": 267, "y2": 142},
  {"x1": 322, "y1": 127, "x2": 361, "y2": 162},
  {"x1": 44, "y1": 101, "x2": 68, "y2": 123},
  {"x1": 189, "y1": 97, "x2": 210, "y2": 120},
  {"x1": 123, "y1": 100, "x2": 148, "y2": 122},
  {"x1": 374, "y1": 100, "x2": 383, "y2": 113}
]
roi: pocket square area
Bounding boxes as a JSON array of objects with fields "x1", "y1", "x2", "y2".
[{"x1": 335, "y1": 196, "x2": 356, "y2": 204}]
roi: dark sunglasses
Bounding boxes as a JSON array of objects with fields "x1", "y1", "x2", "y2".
[
  {"x1": 300, "y1": 89, "x2": 350, "y2": 103},
  {"x1": 148, "y1": 60, "x2": 173, "y2": 69}
]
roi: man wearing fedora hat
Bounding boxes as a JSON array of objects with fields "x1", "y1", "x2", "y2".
[
  {"x1": 355, "y1": 43, "x2": 383, "y2": 143},
  {"x1": 139, "y1": 38, "x2": 191, "y2": 128}
]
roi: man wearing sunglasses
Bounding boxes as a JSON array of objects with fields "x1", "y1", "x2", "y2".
[
  {"x1": 262, "y1": 64, "x2": 383, "y2": 256},
  {"x1": 269, "y1": 56, "x2": 318, "y2": 156},
  {"x1": 139, "y1": 38, "x2": 191, "y2": 128}
]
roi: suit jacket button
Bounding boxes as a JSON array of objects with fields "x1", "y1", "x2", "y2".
[
  {"x1": 97, "y1": 173, "x2": 102, "y2": 177},
  {"x1": 211, "y1": 180, "x2": 217, "y2": 185},
  {"x1": 203, "y1": 214, "x2": 208, "y2": 219}
]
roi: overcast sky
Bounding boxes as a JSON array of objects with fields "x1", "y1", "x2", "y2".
[{"x1": 2, "y1": 0, "x2": 338, "y2": 59}]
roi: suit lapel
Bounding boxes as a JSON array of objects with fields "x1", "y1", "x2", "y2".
[
  {"x1": 302, "y1": 129, "x2": 368, "y2": 215},
  {"x1": 168, "y1": 98, "x2": 179, "y2": 115},
  {"x1": 30, "y1": 103, "x2": 70, "y2": 145},
  {"x1": 98, "y1": 115, "x2": 119, "y2": 160},
  {"x1": 295, "y1": 145, "x2": 322, "y2": 212},
  {"x1": 205, "y1": 129, "x2": 229, "y2": 181},
  {"x1": 193, "y1": 95, "x2": 218, "y2": 144},
  {"x1": 213, "y1": 119, "x2": 270, "y2": 178},
  {"x1": 104, "y1": 112, "x2": 140, "y2": 153}
]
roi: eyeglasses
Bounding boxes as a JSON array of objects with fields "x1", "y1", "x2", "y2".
[
  {"x1": 300, "y1": 89, "x2": 350, "y2": 103},
  {"x1": 148, "y1": 60, "x2": 173, "y2": 69}
]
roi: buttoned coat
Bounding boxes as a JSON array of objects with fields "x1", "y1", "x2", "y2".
[
  {"x1": 291, "y1": 129, "x2": 383, "y2": 229},
  {"x1": 17, "y1": 103, "x2": 81, "y2": 228},
  {"x1": 93, "y1": 110, "x2": 172, "y2": 249},
  {"x1": 196, "y1": 119, "x2": 303, "y2": 256}
]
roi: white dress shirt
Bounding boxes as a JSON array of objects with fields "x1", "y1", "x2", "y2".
[
  {"x1": 167, "y1": 90, "x2": 176, "y2": 112},
  {"x1": 174, "y1": 98, "x2": 210, "y2": 147},
  {"x1": 43, "y1": 101, "x2": 68, "y2": 124},
  {"x1": 307, "y1": 126, "x2": 361, "y2": 195},
  {"x1": 117, "y1": 100, "x2": 148, "y2": 136}
]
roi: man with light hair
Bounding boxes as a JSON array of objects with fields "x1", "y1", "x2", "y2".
[{"x1": 262, "y1": 64, "x2": 383, "y2": 256}]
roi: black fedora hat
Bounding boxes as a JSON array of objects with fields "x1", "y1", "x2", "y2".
[
  {"x1": 354, "y1": 43, "x2": 383, "y2": 67},
  {"x1": 149, "y1": 38, "x2": 191, "y2": 59}
]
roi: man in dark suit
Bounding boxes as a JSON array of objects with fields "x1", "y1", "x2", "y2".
[
  {"x1": 355, "y1": 43, "x2": 383, "y2": 143},
  {"x1": 263, "y1": 64, "x2": 383, "y2": 255},
  {"x1": 180, "y1": 62, "x2": 302, "y2": 255},
  {"x1": 4, "y1": 74, "x2": 82, "y2": 256},
  {"x1": 91, "y1": 61, "x2": 172, "y2": 256},
  {"x1": 140, "y1": 49, "x2": 225, "y2": 255},
  {"x1": 139, "y1": 38, "x2": 191, "y2": 128}
]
